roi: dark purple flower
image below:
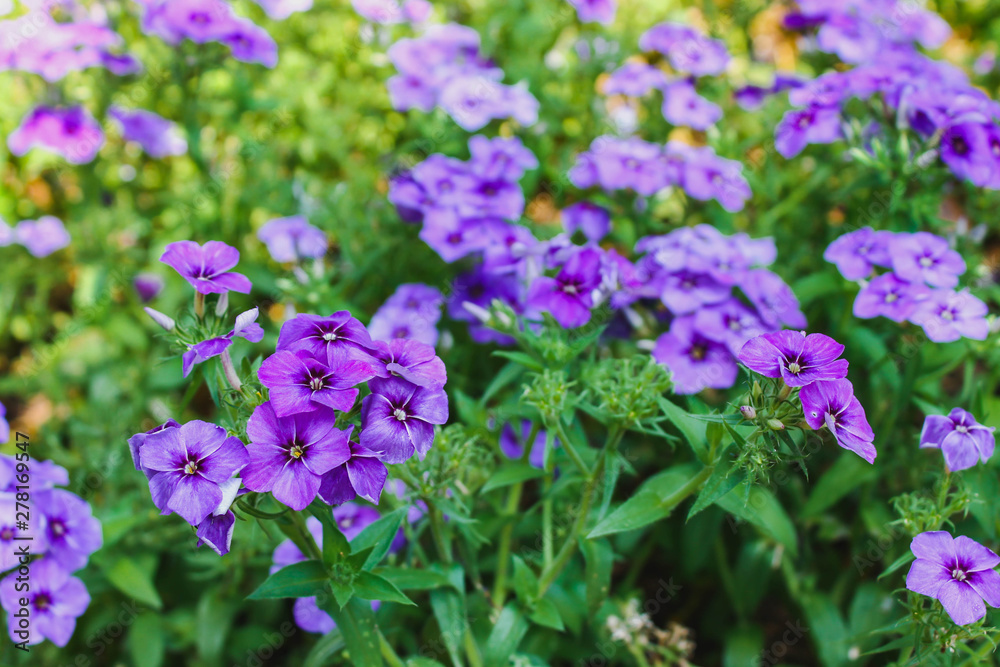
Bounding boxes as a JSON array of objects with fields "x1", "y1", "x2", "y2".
[
  {"x1": 661, "y1": 80, "x2": 722, "y2": 130},
  {"x1": 909, "y1": 289, "x2": 989, "y2": 343},
  {"x1": 560, "y1": 203, "x2": 609, "y2": 244},
  {"x1": 14, "y1": 216, "x2": 70, "y2": 258},
  {"x1": 183, "y1": 308, "x2": 265, "y2": 378},
  {"x1": 653, "y1": 315, "x2": 738, "y2": 395},
  {"x1": 258, "y1": 350, "x2": 374, "y2": 416},
  {"x1": 133, "y1": 273, "x2": 165, "y2": 303},
  {"x1": 800, "y1": 379, "x2": 876, "y2": 463},
  {"x1": 109, "y1": 106, "x2": 187, "y2": 158},
  {"x1": 128, "y1": 419, "x2": 181, "y2": 479},
  {"x1": 318, "y1": 442, "x2": 388, "y2": 505},
  {"x1": 890, "y1": 232, "x2": 966, "y2": 288},
  {"x1": 243, "y1": 402, "x2": 353, "y2": 510},
  {"x1": 906, "y1": 532, "x2": 1000, "y2": 626},
  {"x1": 360, "y1": 377, "x2": 449, "y2": 463},
  {"x1": 419, "y1": 208, "x2": 487, "y2": 263},
  {"x1": 276, "y1": 311, "x2": 379, "y2": 366},
  {"x1": 8, "y1": 106, "x2": 104, "y2": 164},
  {"x1": 196, "y1": 510, "x2": 236, "y2": 556},
  {"x1": 774, "y1": 106, "x2": 842, "y2": 158},
  {"x1": 373, "y1": 339, "x2": 447, "y2": 389},
  {"x1": 36, "y1": 489, "x2": 103, "y2": 572},
  {"x1": 741, "y1": 269, "x2": 807, "y2": 329},
  {"x1": 941, "y1": 124, "x2": 995, "y2": 187},
  {"x1": 823, "y1": 227, "x2": 895, "y2": 280},
  {"x1": 142, "y1": 421, "x2": 249, "y2": 525},
  {"x1": 1, "y1": 558, "x2": 90, "y2": 647},
  {"x1": 0, "y1": 403, "x2": 7, "y2": 446},
  {"x1": 160, "y1": 240, "x2": 252, "y2": 295},
  {"x1": 694, "y1": 299, "x2": 769, "y2": 355},
  {"x1": 738, "y1": 330, "x2": 848, "y2": 387},
  {"x1": 920, "y1": 408, "x2": 995, "y2": 471},
  {"x1": 853, "y1": 272, "x2": 930, "y2": 322},
  {"x1": 527, "y1": 247, "x2": 602, "y2": 328},
  {"x1": 257, "y1": 216, "x2": 327, "y2": 263}
]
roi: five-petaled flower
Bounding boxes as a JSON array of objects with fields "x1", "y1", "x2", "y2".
[
  {"x1": 161, "y1": 240, "x2": 253, "y2": 295},
  {"x1": 738, "y1": 330, "x2": 849, "y2": 387},
  {"x1": 906, "y1": 531, "x2": 1000, "y2": 626},
  {"x1": 919, "y1": 408, "x2": 996, "y2": 471}
]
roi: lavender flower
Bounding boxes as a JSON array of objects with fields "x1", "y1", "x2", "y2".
[
  {"x1": 694, "y1": 299, "x2": 768, "y2": 355},
  {"x1": 257, "y1": 216, "x2": 328, "y2": 263},
  {"x1": 221, "y1": 19, "x2": 278, "y2": 68},
  {"x1": 360, "y1": 377, "x2": 449, "y2": 463},
  {"x1": 133, "y1": 273, "x2": 165, "y2": 303},
  {"x1": 652, "y1": 316, "x2": 738, "y2": 395},
  {"x1": 373, "y1": 339, "x2": 447, "y2": 390},
  {"x1": 661, "y1": 80, "x2": 722, "y2": 130},
  {"x1": 276, "y1": 312, "x2": 380, "y2": 366},
  {"x1": 14, "y1": 216, "x2": 70, "y2": 257},
  {"x1": 853, "y1": 273, "x2": 930, "y2": 322},
  {"x1": 128, "y1": 419, "x2": 181, "y2": 479},
  {"x1": 906, "y1": 532, "x2": 1000, "y2": 626},
  {"x1": 257, "y1": 350, "x2": 374, "y2": 416},
  {"x1": 468, "y1": 135, "x2": 538, "y2": 182},
  {"x1": 639, "y1": 22, "x2": 729, "y2": 76},
  {"x1": 161, "y1": 240, "x2": 252, "y2": 295},
  {"x1": 109, "y1": 106, "x2": 187, "y2": 158},
  {"x1": 183, "y1": 308, "x2": 265, "y2": 378},
  {"x1": 739, "y1": 330, "x2": 849, "y2": 388},
  {"x1": 774, "y1": 106, "x2": 842, "y2": 158},
  {"x1": 527, "y1": 247, "x2": 602, "y2": 328},
  {"x1": 317, "y1": 442, "x2": 388, "y2": 505},
  {"x1": 36, "y1": 489, "x2": 103, "y2": 571},
  {"x1": 500, "y1": 420, "x2": 556, "y2": 468},
  {"x1": 919, "y1": 408, "x2": 996, "y2": 471},
  {"x1": 0, "y1": 496, "x2": 47, "y2": 572},
  {"x1": 254, "y1": 0, "x2": 313, "y2": 20},
  {"x1": 741, "y1": 269, "x2": 807, "y2": 329},
  {"x1": 566, "y1": 0, "x2": 616, "y2": 25},
  {"x1": 368, "y1": 283, "x2": 444, "y2": 346},
  {"x1": 799, "y1": 379, "x2": 876, "y2": 463},
  {"x1": 909, "y1": 289, "x2": 989, "y2": 343},
  {"x1": 1, "y1": 559, "x2": 90, "y2": 647},
  {"x1": 8, "y1": 106, "x2": 104, "y2": 164},
  {"x1": 823, "y1": 227, "x2": 894, "y2": 280},
  {"x1": 889, "y1": 232, "x2": 966, "y2": 288},
  {"x1": 562, "y1": 202, "x2": 610, "y2": 242},
  {"x1": 243, "y1": 402, "x2": 352, "y2": 510}
]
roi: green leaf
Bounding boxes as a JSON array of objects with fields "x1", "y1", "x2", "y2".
[
  {"x1": 247, "y1": 559, "x2": 329, "y2": 600},
  {"x1": 716, "y1": 484, "x2": 799, "y2": 557},
  {"x1": 481, "y1": 462, "x2": 547, "y2": 493},
  {"x1": 195, "y1": 588, "x2": 235, "y2": 662},
  {"x1": 485, "y1": 604, "x2": 529, "y2": 667},
  {"x1": 308, "y1": 501, "x2": 351, "y2": 567},
  {"x1": 723, "y1": 626, "x2": 763, "y2": 667},
  {"x1": 877, "y1": 551, "x2": 914, "y2": 581},
  {"x1": 102, "y1": 554, "x2": 162, "y2": 610},
  {"x1": 800, "y1": 592, "x2": 849, "y2": 667},
  {"x1": 479, "y1": 361, "x2": 525, "y2": 405},
  {"x1": 511, "y1": 555, "x2": 539, "y2": 605},
  {"x1": 322, "y1": 597, "x2": 383, "y2": 667},
  {"x1": 353, "y1": 571, "x2": 416, "y2": 605},
  {"x1": 351, "y1": 508, "x2": 407, "y2": 570},
  {"x1": 330, "y1": 576, "x2": 356, "y2": 610},
  {"x1": 492, "y1": 350, "x2": 544, "y2": 371},
  {"x1": 688, "y1": 461, "x2": 743, "y2": 521},
  {"x1": 529, "y1": 598, "x2": 564, "y2": 631},
  {"x1": 801, "y1": 454, "x2": 877, "y2": 519},
  {"x1": 429, "y1": 587, "x2": 466, "y2": 667},
  {"x1": 128, "y1": 613, "x2": 165, "y2": 667},
  {"x1": 372, "y1": 566, "x2": 454, "y2": 591},
  {"x1": 303, "y1": 629, "x2": 345, "y2": 667},
  {"x1": 581, "y1": 538, "x2": 614, "y2": 617},
  {"x1": 588, "y1": 463, "x2": 699, "y2": 538},
  {"x1": 656, "y1": 397, "x2": 709, "y2": 463},
  {"x1": 405, "y1": 659, "x2": 448, "y2": 667}
]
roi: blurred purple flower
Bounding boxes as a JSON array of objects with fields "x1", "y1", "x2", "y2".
[
  {"x1": 909, "y1": 289, "x2": 989, "y2": 343},
  {"x1": 653, "y1": 316, "x2": 738, "y2": 395},
  {"x1": 14, "y1": 216, "x2": 70, "y2": 257},
  {"x1": 919, "y1": 408, "x2": 995, "y2": 471},
  {"x1": 853, "y1": 272, "x2": 930, "y2": 322},
  {"x1": 823, "y1": 227, "x2": 894, "y2": 280},
  {"x1": 527, "y1": 247, "x2": 602, "y2": 328},
  {"x1": 890, "y1": 232, "x2": 966, "y2": 288},
  {"x1": 775, "y1": 106, "x2": 842, "y2": 158},
  {"x1": 561, "y1": 202, "x2": 610, "y2": 242},
  {"x1": 37, "y1": 489, "x2": 103, "y2": 572},
  {"x1": 109, "y1": 106, "x2": 187, "y2": 158},
  {"x1": 1, "y1": 558, "x2": 89, "y2": 647},
  {"x1": 566, "y1": 0, "x2": 615, "y2": 25},
  {"x1": 133, "y1": 273, "x2": 165, "y2": 302},
  {"x1": 661, "y1": 80, "x2": 721, "y2": 130},
  {"x1": 257, "y1": 216, "x2": 327, "y2": 263},
  {"x1": 500, "y1": 420, "x2": 557, "y2": 468}
]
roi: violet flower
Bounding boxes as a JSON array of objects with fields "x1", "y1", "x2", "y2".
[
  {"x1": 0, "y1": 402, "x2": 7, "y2": 445},
  {"x1": 909, "y1": 289, "x2": 989, "y2": 343},
  {"x1": 7, "y1": 106, "x2": 105, "y2": 164},
  {"x1": 652, "y1": 315, "x2": 738, "y2": 395},
  {"x1": 562, "y1": 202, "x2": 610, "y2": 242},
  {"x1": 775, "y1": 106, "x2": 842, "y2": 158},
  {"x1": 741, "y1": 269, "x2": 807, "y2": 329},
  {"x1": 182, "y1": 308, "x2": 265, "y2": 378},
  {"x1": 906, "y1": 531, "x2": 1000, "y2": 626},
  {"x1": 823, "y1": 227, "x2": 895, "y2": 280},
  {"x1": 221, "y1": 19, "x2": 278, "y2": 68},
  {"x1": 160, "y1": 240, "x2": 252, "y2": 295},
  {"x1": 468, "y1": 135, "x2": 538, "y2": 182},
  {"x1": 254, "y1": 0, "x2": 313, "y2": 20},
  {"x1": 694, "y1": 299, "x2": 769, "y2": 356},
  {"x1": 799, "y1": 379, "x2": 876, "y2": 463},
  {"x1": 853, "y1": 272, "x2": 930, "y2": 322},
  {"x1": 318, "y1": 442, "x2": 389, "y2": 505},
  {"x1": 128, "y1": 419, "x2": 181, "y2": 479},
  {"x1": 500, "y1": 420, "x2": 557, "y2": 469},
  {"x1": 0, "y1": 495, "x2": 48, "y2": 572},
  {"x1": 661, "y1": 80, "x2": 722, "y2": 130},
  {"x1": 133, "y1": 273, "x2": 165, "y2": 303},
  {"x1": 14, "y1": 216, "x2": 70, "y2": 257},
  {"x1": 257, "y1": 216, "x2": 328, "y2": 263},
  {"x1": 919, "y1": 408, "x2": 995, "y2": 471},
  {"x1": 108, "y1": 106, "x2": 187, "y2": 158},
  {"x1": 526, "y1": 246, "x2": 602, "y2": 328},
  {"x1": 566, "y1": 0, "x2": 616, "y2": 25},
  {"x1": 36, "y1": 489, "x2": 103, "y2": 572},
  {"x1": 890, "y1": 232, "x2": 966, "y2": 288},
  {"x1": 373, "y1": 338, "x2": 447, "y2": 390},
  {"x1": 257, "y1": 350, "x2": 375, "y2": 417},
  {"x1": 276, "y1": 311, "x2": 379, "y2": 366},
  {"x1": 739, "y1": 330, "x2": 849, "y2": 387},
  {"x1": 1, "y1": 559, "x2": 90, "y2": 647},
  {"x1": 360, "y1": 377, "x2": 449, "y2": 464}
]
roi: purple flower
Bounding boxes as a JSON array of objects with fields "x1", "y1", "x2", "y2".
[
  {"x1": 940, "y1": 124, "x2": 995, "y2": 187},
  {"x1": 142, "y1": 421, "x2": 249, "y2": 525},
  {"x1": 0, "y1": 495, "x2": 48, "y2": 572},
  {"x1": 128, "y1": 419, "x2": 181, "y2": 479},
  {"x1": 800, "y1": 379, "x2": 876, "y2": 463},
  {"x1": 774, "y1": 106, "x2": 842, "y2": 158},
  {"x1": 920, "y1": 408, "x2": 996, "y2": 471},
  {"x1": 566, "y1": 0, "x2": 615, "y2": 25},
  {"x1": 640, "y1": 22, "x2": 729, "y2": 76},
  {"x1": 738, "y1": 330, "x2": 848, "y2": 387},
  {"x1": 254, "y1": 0, "x2": 313, "y2": 20},
  {"x1": 853, "y1": 272, "x2": 931, "y2": 322},
  {"x1": 221, "y1": 19, "x2": 278, "y2": 68},
  {"x1": 196, "y1": 510, "x2": 236, "y2": 556},
  {"x1": 909, "y1": 289, "x2": 989, "y2": 343},
  {"x1": 659, "y1": 270, "x2": 730, "y2": 315},
  {"x1": 182, "y1": 308, "x2": 265, "y2": 378},
  {"x1": 889, "y1": 232, "x2": 966, "y2": 288},
  {"x1": 257, "y1": 350, "x2": 374, "y2": 417},
  {"x1": 468, "y1": 135, "x2": 538, "y2": 182},
  {"x1": 243, "y1": 402, "x2": 353, "y2": 510},
  {"x1": 257, "y1": 216, "x2": 328, "y2": 263},
  {"x1": 652, "y1": 315, "x2": 738, "y2": 395},
  {"x1": 661, "y1": 80, "x2": 722, "y2": 130},
  {"x1": 527, "y1": 247, "x2": 602, "y2": 328},
  {"x1": 906, "y1": 532, "x2": 1000, "y2": 626},
  {"x1": 604, "y1": 62, "x2": 667, "y2": 97},
  {"x1": 500, "y1": 420, "x2": 556, "y2": 468},
  {"x1": 694, "y1": 299, "x2": 769, "y2": 355},
  {"x1": 373, "y1": 339, "x2": 447, "y2": 390},
  {"x1": 360, "y1": 377, "x2": 449, "y2": 464},
  {"x1": 160, "y1": 240, "x2": 252, "y2": 295},
  {"x1": 318, "y1": 442, "x2": 389, "y2": 505},
  {"x1": 109, "y1": 106, "x2": 187, "y2": 158},
  {"x1": 419, "y1": 208, "x2": 486, "y2": 263},
  {"x1": 1, "y1": 558, "x2": 90, "y2": 647},
  {"x1": 36, "y1": 489, "x2": 103, "y2": 571},
  {"x1": 823, "y1": 227, "x2": 895, "y2": 280},
  {"x1": 681, "y1": 148, "x2": 752, "y2": 213},
  {"x1": 382, "y1": 283, "x2": 445, "y2": 320},
  {"x1": 14, "y1": 216, "x2": 70, "y2": 257},
  {"x1": 276, "y1": 312, "x2": 379, "y2": 366},
  {"x1": 133, "y1": 273, "x2": 165, "y2": 303},
  {"x1": 816, "y1": 13, "x2": 881, "y2": 64},
  {"x1": 561, "y1": 202, "x2": 610, "y2": 242},
  {"x1": 0, "y1": 403, "x2": 7, "y2": 445},
  {"x1": 8, "y1": 106, "x2": 105, "y2": 164},
  {"x1": 741, "y1": 269, "x2": 807, "y2": 329},
  {"x1": 369, "y1": 284, "x2": 443, "y2": 346}
]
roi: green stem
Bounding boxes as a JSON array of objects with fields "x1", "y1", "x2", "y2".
[
  {"x1": 426, "y1": 500, "x2": 452, "y2": 565},
  {"x1": 194, "y1": 292, "x2": 205, "y2": 317},
  {"x1": 542, "y1": 474, "x2": 554, "y2": 568},
  {"x1": 288, "y1": 511, "x2": 322, "y2": 562},
  {"x1": 378, "y1": 629, "x2": 405, "y2": 667},
  {"x1": 549, "y1": 417, "x2": 590, "y2": 477},
  {"x1": 492, "y1": 422, "x2": 541, "y2": 607},
  {"x1": 464, "y1": 627, "x2": 484, "y2": 667}
]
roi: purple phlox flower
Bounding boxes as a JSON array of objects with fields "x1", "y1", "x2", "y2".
[
  {"x1": 221, "y1": 18, "x2": 278, "y2": 68},
  {"x1": 388, "y1": 173, "x2": 432, "y2": 223},
  {"x1": 258, "y1": 350, "x2": 375, "y2": 417},
  {"x1": 731, "y1": 233, "x2": 777, "y2": 268},
  {"x1": 739, "y1": 330, "x2": 848, "y2": 387},
  {"x1": 823, "y1": 227, "x2": 895, "y2": 280},
  {"x1": 604, "y1": 62, "x2": 667, "y2": 97},
  {"x1": 688, "y1": 236, "x2": 752, "y2": 285},
  {"x1": 468, "y1": 135, "x2": 538, "y2": 182},
  {"x1": 182, "y1": 307, "x2": 265, "y2": 378},
  {"x1": 661, "y1": 79, "x2": 722, "y2": 131},
  {"x1": 449, "y1": 267, "x2": 521, "y2": 345},
  {"x1": 195, "y1": 477, "x2": 241, "y2": 555},
  {"x1": 373, "y1": 338, "x2": 447, "y2": 390},
  {"x1": 419, "y1": 208, "x2": 488, "y2": 263},
  {"x1": 161, "y1": 240, "x2": 252, "y2": 295},
  {"x1": 896, "y1": 8, "x2": 951, "y2": 49},
  {"x1": 940, "y1": 123, "x2": 995, "y2": 188},
  {"x1": 257, "y1": 215, "x2": 328, "y2": 263},
  {"x1": 1, "y1": 558, "x2": 90, "y2": 647},
  {"x1": 680, "y1": 148, "x2": 751, "y2": 212},
  {"x1": 599, "y1": 248, "x2": 648, "y2": 309},
  {"x1": 740, "y1": 269, "x2": 807, "y2": 329},
  {"x1": 788, "y1": 72, "x2": 849, "y2": 108},
  {"x1": 37, "y1": 489, "x2": 103, "y2": 571},
  {"x1": 276, "y1": 311, "x2": 379, "y2": 366},
  {"x1": 133, "y1": 273, "x2": 165, "y2": 303},
  {"x1": 243, "y1": 402, "x2": 352, "y2": 510},
  {"x1": 0, "y1": 495, "x2": 49, "y2": 571},
  {"x1": 659, "y1": 270, "x2": 729, "y2": 315},
  {"x1": 890, "y1": 232, "x2": 966, "y2": 288},
  {"x1": 500, "y1": 420, "x2": 557, "y2": 469},
  {"x1": 589, "y1": 137, "x2": 670, "y2": 196},
  {"x1": 411, "y1": 155, "x2": 478, "y2": 208},
  {"x1": 561, "y1": 202, "x2": 610, "y2": 242},
  {"x1": 360, "y1": 376, "x2": 449, "y2": 464},
  {"x1": 150, "y1": 0, "x2": 239, "y2": 44},
  {"x1": 0, "y1": 19, "x2": 137, "y2": 82},
  {"x1": 318, "y1": 441, "x2": 388, "y2": 505},
  {"x1": 774, "y1": 105, "x2": 842, "y2": 158},
  {"x1": 129, "y1": 419, "x2": 181, "y2": 479},
  {"x1": 906, "y1": 532, "x2": 1000, "y2": 626},
  {"x1": 141, "y1": 421, "x2": 249, "y2": 525},
  {"x1": 14, "y1": 216, "x2": 70, "y2": 258},
  {"x1": 480, "y1": 221, "x2": 538, "y2": 275},
  {"x1": 853, "y1": 272, "x2": 930, "y2": 322},
  {"x1": 0, "y1": 456, "x2": 69, "y2": 492},
  {"x1": 368, "y1": 306, "x2": 439, "y2": 347},
  {"x1": 527, "y1": 246, "x2": 603, "y2": 328},
  {"x1": 567, "y1": 0, "x2": 616, "y2": 25},
  {"x1": 800, "y1": 379, "x2": 876, "y2": 463},
  {"x1": 694, "y1": 299, "x2": 769, "y2": 356},
  {"x1": 920, "y1": 408, "x2": 995, "y2": 472},
  {"x1": 652, "y1": 315, "x2": 738, "y2": 395},
  {"x1": 459, "y1": 179, "x2": 525, "y2": 221},
  {"x1": 640, "y1": 22, "x2": 729, "y2": 76},
  {"x1": 816, "y1": 12, "x2": 882, "y2": 64},
  {"x1": 438, "y1": 75, "x2": 539, "y2": 131},
  {"x1": 108, "y1": 106, "x2": 187, "y2": 158},
  {"x1": 352, "y1": 0, "x2": 407, "y2": 24},
  {"x1": 909, "y1": 289, "x2": 989, "y2": 343},
  {"x1": 254, "y1": 0, "x2": 314, "y2": 20}
]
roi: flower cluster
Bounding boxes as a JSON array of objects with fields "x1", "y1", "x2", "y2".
[
  {"x1": 0, "y1": 455, "x2": 102, "y2": 647},
  {"x1": 919, "y1": 408, "x2": 995, "y2": 472},
  {"x1": 0, "y1": 215, "x2": 70, "y2": 258},
  {"x1": 642, "y1": 225, "x2": 802, "y2": 394},
  {"x1": 739, "y1": 331, "x2": 876, "y2": 463},
  {"x1": 825, "y1": 228, "x2": 989, "y2": 343},
  {"x1": 369, "y1": 283, "x2": 446, "y2": 346},
  {"x1": 906, "y1": 531, "x2": 1000, "y2": 626},
  {"x1": 569, "y1": 137, "x2": 752, "y2": 212},
  {"x1": 387, "y1": 24, "x2": 539, "y2": 131}
]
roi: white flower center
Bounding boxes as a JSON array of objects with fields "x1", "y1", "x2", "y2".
[
  {"x1": 184, "y1": 461, "x2": 198, "y2": 475},
  {"x1": 787, "y1": 362, "x2": 802, "y2": 374},
  {"x1": 920, "y1": 256, "x2": 934, "y2": 268},
  {"x1": 884, "y1": 293, "x2": 898, "y2": 303},
  {"x1": 322, "y1": 332, "x2": 338, "y2": 341},
  {"x1": 952, "y1": 567, "x2": 968, "y2": 582},
  {"x1": 309, "y1": 377, "x2": 324, "y2": 391},
  {"x1": 393, "y1": 408, "x2": 407, "y2": 422},
  {"x1": 956, "y1": 425, "x2": 969, "y2": 434}
]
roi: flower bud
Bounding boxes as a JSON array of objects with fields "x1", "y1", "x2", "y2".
[
  {"x1": 143, "y1": 307, "x2": 175, "y2": 331},
  {"x1": 215, "y1": 292, "x2": 229, "y2": 316},
  {"x1": 766, "y1": 419, "x2": 785, "y2": 431},
  {"x1": 462, "y1": 301, "x2": 492, "y2": 325},
  {"x1": 739, "y1": 405, "x2": 757, "y2": 420}
]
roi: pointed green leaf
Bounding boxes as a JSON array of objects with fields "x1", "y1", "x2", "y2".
[
  {"x1": 322, "y1": 597, "x2": 382, "y2": 667},
  {"x1": 485, "y1": 604, "x2": 529, "y2": 667},
  {"x1": 372, "y1": 567, "x2": 454, "y2": 591},
  {"x1": 247, "y1": 560, "x2": 329, "y2": 600},
  {"x1": 353, "y1": 571, "x2": 416, "y2": 606},
  {"x1": 351, "y1": 508, "x2": 407, "y2": 570},
  {"x1": 529, "y1": 598, "x2": 564, "y2": 631},
  {"x1": 481, "y1": 462, "x2": 547, "y2": 493}
]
